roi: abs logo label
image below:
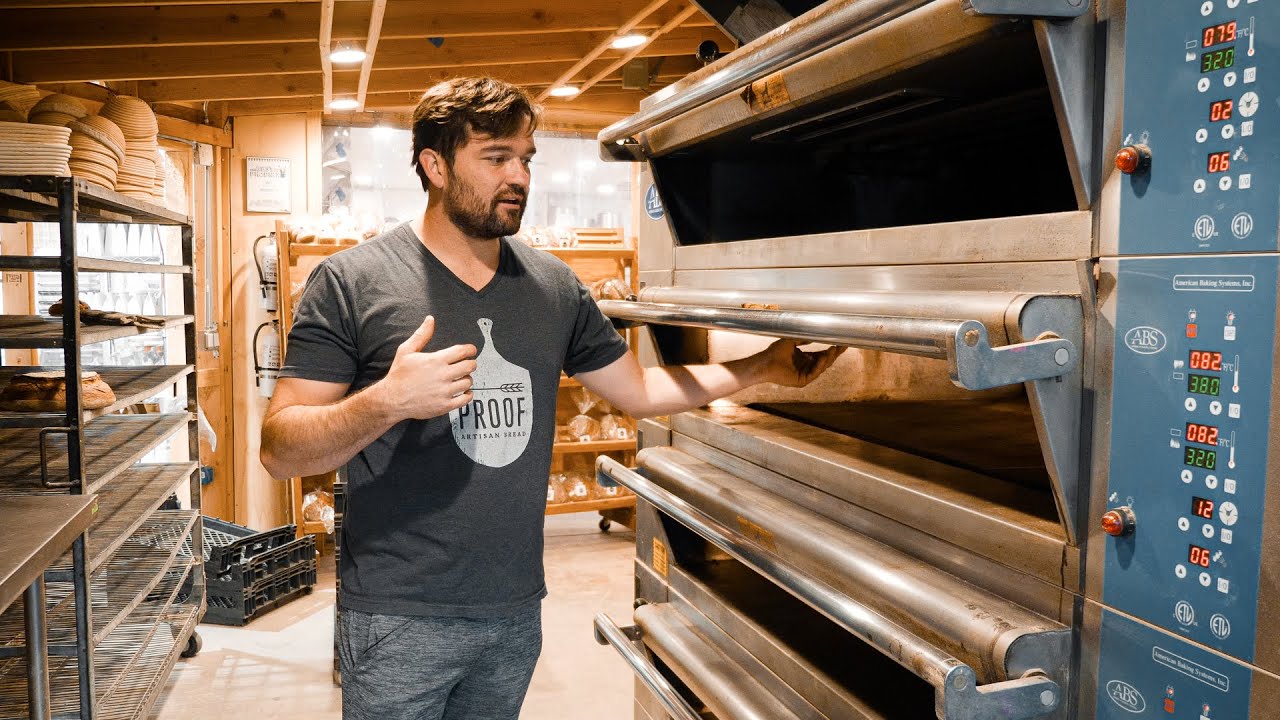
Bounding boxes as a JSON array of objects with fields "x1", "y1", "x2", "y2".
[
  {"x1": 644, "y1": 184, "x2": 664, "y2": 220},
  {"x1": 1124, "y1": 326, "x2": 1167, "y2": 355},
  {"x1": 1106, "y1": 680, "x2": 1146, "y2": 713}
]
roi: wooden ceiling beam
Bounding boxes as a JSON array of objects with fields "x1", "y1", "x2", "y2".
[
  {"x1": 10, "y1": 43, "x2": 319, "y2": 83},
  {"x1": 536, "y1": 0, "x2": 668, "y2": 102},
  {"x1": 124, "y1": 53, "x2": 700, "y2": 103},
  {"x1": 333, "y1": 56, "x2": 702, "y2": 96},
  {"x1": 5, "y1": 27, "x2": 730, "y2": 84},
  {"x1": 0, "y1": 0, "x2": 712, "y2": 50},
  {"x1": 575, "y1": 4, "x2": 699, "y2": 97},
  {"x1": 353, "y1": 0, "x2": 386, "y2": 109},
  {"x1": 319, "y1": 0, "x2": 336, "y2": 107},
  {"x1": 0, "y1": 4, "x2": 342, "y2": 50},
  {"x1": 365, "y1": 27, "x2": 728, "y2": 71}
]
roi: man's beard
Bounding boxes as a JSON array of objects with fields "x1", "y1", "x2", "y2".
[{"x1": 442, "y1": 172, "x2": 526, "y2": 239}]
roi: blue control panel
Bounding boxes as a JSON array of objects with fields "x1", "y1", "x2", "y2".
[
  {"x1": 1120, "y1": 0, "x2": 1279, "y2": 254},
  {"x1": 1104, "y1": 255, "x2": 1278, "y2": 661},
  {"x1": 1096, "y1": 610, "x2": 1253, "y2": 719}
]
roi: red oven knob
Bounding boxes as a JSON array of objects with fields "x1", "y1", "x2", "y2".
[
  {"x1": 1101, "y1": 506, "x2": 1136, "y2": 537},
  {"x1": 1115, "y1": 145, "x2": 1151, "y2": 175}
]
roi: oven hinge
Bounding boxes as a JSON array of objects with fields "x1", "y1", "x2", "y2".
[{"x1": 962, "y1": 0, "x2": 1089, "y2": 18}]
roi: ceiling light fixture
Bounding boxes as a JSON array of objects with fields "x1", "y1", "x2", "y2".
[
  {"x1": 548, "y1": 85, "x2": 581, "y2": 98},
  {"x1": 611, "y1": 34, "x2": 648, "y2": 49},
  {"x1": 329, "y1": 43, "x2": 367, "y2": 64},
  {"x1": 329, "y1": 97, "x2": 359, "y2": 111}
]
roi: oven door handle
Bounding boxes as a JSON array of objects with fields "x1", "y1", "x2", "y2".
[
  {"x1": 597, "y1": 456, "x2": 1062, "y2": 720},
  {"x1": 593, "y1": 612, "x2": 703, "y2": 720},
  {"x1": 597, "y1": 299, "x2": 1076, "y2": 391}
]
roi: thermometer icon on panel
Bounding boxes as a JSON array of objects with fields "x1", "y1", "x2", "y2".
[
  {"x1": 1233, "y1": 355, "x2": 1240, "y2": 393},
  {"x1": 1249, "y1": 17, "x2": 1257, "y2": 57},
  {"x1": 1229, "y1": 431, "x2": 1237, "y2": 469}
]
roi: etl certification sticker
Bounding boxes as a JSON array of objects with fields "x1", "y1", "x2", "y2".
[{"x1": 644, "y1": 184, "x2": 664, "y2": 220}]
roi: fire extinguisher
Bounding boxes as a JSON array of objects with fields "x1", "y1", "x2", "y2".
[
  {"x1": 254, "y1": 320, "x2": 281, "y2": 398},
  {"x1": 253, "y1": 233, "x2": 278, "y2": 312}
]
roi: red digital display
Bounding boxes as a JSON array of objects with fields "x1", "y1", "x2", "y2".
[
  {"x1": 1208, "y1": 151, "x2": 1232, "y2": 174},
  {"x1": 1186, "y1": 423, "x2": 1220, "y2": 446},
  {"x1": 1189, "y1": 544, "x2": 1212, "y2": 568},
  {"x1": 1190, "y1": 350, "x2": 1223, "y2": 371},
  {"x1": 1192, "y1": 496, "x2": 1216, "y2": 520},
  {"x1": 1210, "y1": 99, "x2": 1234, "y2": 122},
  {"x1": 1203, "y1": 21, "x2": 1238, "y2": 47}
]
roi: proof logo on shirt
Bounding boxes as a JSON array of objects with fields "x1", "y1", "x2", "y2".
[{"x1": 449, "y1": 318, "x2": 534, "y2": 467}]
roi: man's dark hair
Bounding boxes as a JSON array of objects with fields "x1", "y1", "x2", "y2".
[{"x1": 410, "y1": 77, "x2": 541, "y2": 191}]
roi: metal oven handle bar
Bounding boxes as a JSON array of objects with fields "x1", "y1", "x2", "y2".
[
  {"x1": 593, "y1": 612, "x2": 703, "y2": 720},
  {"x1": 598, "y1": 456, "x2": 1061, "y2": 720},
  {"x1": 596, "y1": 0, "x2": 1088, "y2": 155},
  {"x1": 597, "y1": 299, "x2": 1076, "y2": 391}
]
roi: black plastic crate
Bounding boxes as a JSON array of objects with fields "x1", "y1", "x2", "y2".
[
  {"x1": 205, "y1": 558, "x2": 318, "y2": 626},
  {"x1": 209, "y1": 535, "x2": 316, "y2": 585},
  {"x1": 195, "y1": 517, "x2": 297, "y2": 574}
]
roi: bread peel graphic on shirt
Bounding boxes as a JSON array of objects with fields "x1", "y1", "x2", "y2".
[{"x1": 449, "y1": 318, "x2": 534, "y2": 467}]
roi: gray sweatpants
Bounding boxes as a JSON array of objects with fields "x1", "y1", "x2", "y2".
[{"x1": 338, "y1": 606, "x2": 542, "y2": 720}]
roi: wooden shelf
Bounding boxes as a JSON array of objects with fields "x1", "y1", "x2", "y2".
[
  {"x1": 289, "y1": 243, "x2": 355, "y2": 258},
  {"x1": 300, "y1": 520, "x2": 329, "y2": 535},
  {"x1": 541, "y1": 247, "x2": 635, "y2": 261},
  {"x1": 553, "y1": 439, "x2": 636, "y2": 454},
  {"x1": 544, "y1": 495, "x2": 636, "y2": 516},
  {"x1": 0, "y1": 175, "x2": 190, "y2": 226},
  {"x1": 0, "y1": 315, "x2": 194, "y2": 350}
]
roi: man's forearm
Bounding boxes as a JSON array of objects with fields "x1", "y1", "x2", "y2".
[
  {"x1": 635, "y1": 356, "x2": 767, "y2": 418},
  {"x1": 261, "y1": 384, "x2": 398, "y2": 478}
]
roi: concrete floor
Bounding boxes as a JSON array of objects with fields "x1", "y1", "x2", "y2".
[{"x1": 151, "y1": 513, "x2": 637, "y2": 719}]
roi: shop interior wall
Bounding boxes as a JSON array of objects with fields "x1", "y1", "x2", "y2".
[{"x1": 227, "y1": 112, "x2": 323, "y2": 529}]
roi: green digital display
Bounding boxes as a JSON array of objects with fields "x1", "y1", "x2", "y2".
[
  {"x1": 1201, "y1": 47, "x2": 1236, "y2": 73},
  {"x1": 1184, "y1": 446, "x2": 1217, "y2": 470},
  {"x1": 1188, "y1": 374, "x2": 1221, "y2": 396}
]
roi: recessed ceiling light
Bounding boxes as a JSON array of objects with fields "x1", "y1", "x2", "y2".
[
  {"x1": 549, "y1": 85, "x2": 580, "y2": 98},
  {"x1": 329, "y1": 98, "x2": 359, "y2": 111},
  {"x1": 329, "y1": 44, "x2": 367, "y2": 64},
  {"x1": 611, "y1": 34, "x2": 647, "y2": 49}
]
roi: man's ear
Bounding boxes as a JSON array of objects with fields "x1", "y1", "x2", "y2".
[{"x1": 419, "y1": 148, "x2": 447, "y2": 189}]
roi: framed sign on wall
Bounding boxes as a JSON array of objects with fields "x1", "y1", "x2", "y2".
[{"x1": 246, "y1": 156, "x2": 291, "y2": 213}]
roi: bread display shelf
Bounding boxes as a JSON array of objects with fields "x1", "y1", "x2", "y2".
[
  {"x1": 290, "y1": 244, "x2": 356, "y2": 256},
  {"x1": 552, "y1": 439, "x2": 637, "y2": 455},
  {"x1": 544, "y1": 496, "x2": 637, "y2": 516},
  {"x1": 0, "y1": 175, "x2": 190, "y2": 226},
  {"x1": 0, "y1": 365, "x2": 193, "y2": 428},
  {"x1": 0, "y1": 314, "x2": 193, "y2": 349},
  {"x1": 0, "y1": 413, "x2": 190, "y2": 496},
  {"x1": 0, "y1": 255, "x2": 190, "y2": 274}
]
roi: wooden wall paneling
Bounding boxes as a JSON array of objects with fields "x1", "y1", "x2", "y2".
[
  {"x1": 228, "y1": 112, "x2": 322, "y2": 530},
  {"x1": 0, "y1": 224, "x2": 35, "y2": 366}
]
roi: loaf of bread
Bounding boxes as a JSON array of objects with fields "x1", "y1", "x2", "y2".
[{"x1": 0, "y1": 370, "x2": 117, "y2": 411}]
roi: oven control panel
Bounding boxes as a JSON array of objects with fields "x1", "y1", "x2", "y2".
[
  {"x1": 1096, "y1": 610, "x2": 1252, "y2": 719},
  {"x1": 1103, "y1": 255, "x2": 1278, "y2": 662},
  {"x1": 1119, "y1": 0, "x2": 1279, "y2": 255}
]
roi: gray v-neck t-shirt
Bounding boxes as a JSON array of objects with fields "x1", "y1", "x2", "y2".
[{"x1": 280, "y1": 223, "x2": 629, "y2": 617}]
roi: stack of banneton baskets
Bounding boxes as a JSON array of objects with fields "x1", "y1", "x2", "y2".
[
  {"x1": 100, "y1": 95, "x2": 163, "y2": 202},
  {"x1": 0, "y1": 121, "x2": 72, "y2": 176},
  {"x1": 0, "y1": 82, "x2": 40, "y2": 123},
  {"x1": 68, "y1": 116, "x2": 127, "y2": 191}
]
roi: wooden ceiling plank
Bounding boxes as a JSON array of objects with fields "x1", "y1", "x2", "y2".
[
  {"x1": 136, "y1": 73, "x2": 323, "y2": 102},
  {"x1": 0, "y1": 3, "x2": 333, "y2": 50},
  {"x1": 535, "y1": 0, "x2": 668, "y2": 102},
  {"x1": 371, "y1": 26, "x2": 730, "y2": 72},
  {"x1": 10, "y1": 43, "x2": 318, "y2": 83},
  {"x1": 351, "y1": 56, "x2": 701, "y2": 95},
  {"x1": 347, "y1": 0, "x2": 712, "y2": 40},
  {"x1": 576, "y1": 4, "x2": 699, "y2": 98},
  {"x1": 354, "y1": 0, "x2": 387, "y2": 109}
]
